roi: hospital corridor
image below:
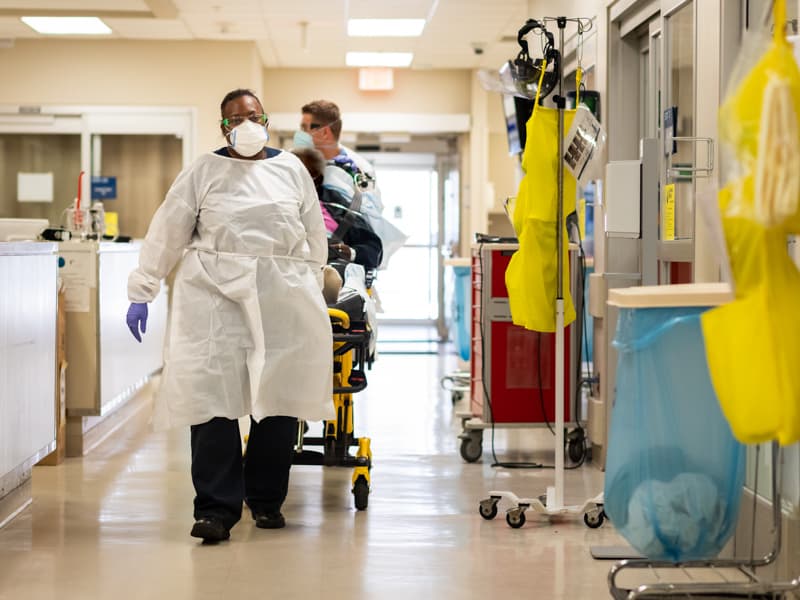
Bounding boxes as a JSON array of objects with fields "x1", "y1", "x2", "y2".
[
  {"x1": 2, "y1": 0, "x2": 800, "y2": 599},
  {"x1": 0, "y1": 349, "x2": 621, "y2": 599}
]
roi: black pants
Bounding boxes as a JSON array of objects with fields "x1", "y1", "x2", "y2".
[{"x1": 190, "y1": 415, "x2": 298, "y2": 531}]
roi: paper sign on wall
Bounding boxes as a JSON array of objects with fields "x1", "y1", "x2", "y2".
[{"x1": 17, "y1": 172, "x2": 54, "y2": 203}]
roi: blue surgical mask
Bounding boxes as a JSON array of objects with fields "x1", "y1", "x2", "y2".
[{"x1": 293, "y1": 130, "x2": 315, "y2": 148}]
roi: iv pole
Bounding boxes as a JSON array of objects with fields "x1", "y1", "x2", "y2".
[
  {"x1": 554, "y1": 15, "x2": 567, "y2": 511},
  {"x1": 479, "y1": 15, "x2": 604, "y2": 528}
]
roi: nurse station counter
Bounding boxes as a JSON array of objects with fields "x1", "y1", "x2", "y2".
[{"x1": 0, "y1": 241, "x2": 166, "y2": 527}]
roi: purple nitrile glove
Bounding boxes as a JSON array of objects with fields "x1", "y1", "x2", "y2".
[
  {"x1": 333, "y1": 154, "x2": 359, "y2": 175},
  {"x1": 126, "y1": 302, "x2": 148, "y2": 343}
]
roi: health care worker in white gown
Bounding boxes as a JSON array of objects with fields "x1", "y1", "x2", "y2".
[{"x1": 126, "y1": 88, "x2": 333, "y2": 543}]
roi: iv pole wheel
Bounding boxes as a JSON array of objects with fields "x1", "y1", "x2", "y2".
[
  {"x1": 479, "y1": 498, "x2": 499, "y2": 520},
  {"x1": 583, "y1": 507, "x2": 605, "y2": 529},
  {"x1": 506, "y1": 508, "x2": 526, "y2": 529}
]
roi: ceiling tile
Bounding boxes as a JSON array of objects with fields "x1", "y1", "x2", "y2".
[
  {"x1": 0, "y1": 0, "x2": 600, "y2": 69},
  {"x1": 104, "y1": 17, "x2": 191, "y2": 39},
  {"x1": 0, "y1": 15, "x2": 36, "y2": 36},
  {"x1": 347, "y1": 0, "x2": 432, "y2": 19},
  {"x1": 0, "y1": 0, "x2": 148, "y2": 9}
]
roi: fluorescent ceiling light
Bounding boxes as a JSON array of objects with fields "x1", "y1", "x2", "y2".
[
  {"x1": 346, "y1": 52, "x2": 413, "y2": 67},
  {"x1": 347, "y1": 18, "x2": 425, "y2": 37},
  {"x1": 21, "y1": 16, "x2": 112, "y2": 35}
]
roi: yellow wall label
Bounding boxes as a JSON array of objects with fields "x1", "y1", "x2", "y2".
[{"x1": 663, "y1": 184, "x2": 675, "y2": 241}]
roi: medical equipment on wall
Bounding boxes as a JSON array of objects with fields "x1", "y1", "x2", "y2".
[
  {"x1": 702, "y1": 0, "x2": 800, "y2": 446},
  {"x1": 478, "y1": 15, "x2": 603, "y2": 529}
]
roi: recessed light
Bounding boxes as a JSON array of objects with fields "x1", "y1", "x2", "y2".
[
  {"x1": 347, "y1": 19, "x2": 425, "y2": 37},
  {"x1": 21, "y1": 16, "x2": 112, "y2": 35},
  {"x1": 346, "y1": 52, "x2": 413, "y2": 67}
]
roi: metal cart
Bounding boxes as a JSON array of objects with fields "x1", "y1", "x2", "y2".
[
  {"x1": 608, "y1": 442, "x2": 800, "y2": 599},
  {"x1": 457, "y1": 241, "x2": 585, "y2": 464}
]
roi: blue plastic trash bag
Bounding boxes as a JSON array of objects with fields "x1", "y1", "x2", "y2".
[{"x1": 604, "y1": 307, "x2": 745, "y2": 562}]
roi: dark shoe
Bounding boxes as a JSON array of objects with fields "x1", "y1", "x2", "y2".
[
  {"x1": 190, "y1": 518, "x2": 230, "y2": 542},
  {"x1": 254, "y1": 512, "x2": 285, "y2": 529}
]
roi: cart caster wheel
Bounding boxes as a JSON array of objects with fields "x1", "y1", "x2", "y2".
[
  {"x1": 459, "y1": 433, "x2": 482, "y2": 463},
  {"x1": 506, "y1": 508, "x2": 526, "y2": 529},
  {"x1": 479, "y1": 497, "x2": 499, "y2": 520},
  {"x1": 568, "y1": 439, "x2": 585, "y2": 463},
  {"x1": 583, "y1": 508, "x2": 605, "y2": 529},
  {"x1": 353, "y1": 476, "x2": 369, "y2": 511}
]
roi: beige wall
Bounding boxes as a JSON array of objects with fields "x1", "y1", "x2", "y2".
[
  {"x1": 487, "y1": 90, "x2": 520, "y2": 216},
  {"x1": 261, "y1": 68, "x2": 471, "y2": 117},
  {"x1": 0, "y1": 39, "x2": 263, "y2": 157}
]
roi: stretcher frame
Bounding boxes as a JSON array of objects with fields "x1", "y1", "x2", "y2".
[{"x1": 292, "y1": 303, "x2": 373, "y2": 511}]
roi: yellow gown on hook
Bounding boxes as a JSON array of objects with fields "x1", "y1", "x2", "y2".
[
  {"x1": 506, "y1": 96, "x2": 577, "y2": 333},
  {"x1": 701, "y1": 0, "x2": 800, "y2": 446}
]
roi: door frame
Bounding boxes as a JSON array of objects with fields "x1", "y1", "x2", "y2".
[{"x1": 0, "y1": 105, "x2": 195, "y2": 207}]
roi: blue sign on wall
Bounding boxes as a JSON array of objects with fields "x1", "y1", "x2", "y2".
[{"x1": 91, "y1": 176, "x2": 117, "y2": 200}]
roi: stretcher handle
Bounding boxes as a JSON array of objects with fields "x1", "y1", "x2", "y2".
[{"x1": 328, "y1": 307, "x2": 350, "y2": 329}]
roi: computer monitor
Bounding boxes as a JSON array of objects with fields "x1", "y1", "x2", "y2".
[{"x1": 502, "y1": 94, "x2": 535, "y2": 156}]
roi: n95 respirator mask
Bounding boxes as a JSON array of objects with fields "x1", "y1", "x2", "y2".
[{"x1": 229, "y1": 120, "x2": 269, "y2": 157}]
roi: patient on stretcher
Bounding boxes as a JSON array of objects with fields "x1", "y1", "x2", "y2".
[{"x1": 291, "y1": 147, "x2": 383, "y2": 272}]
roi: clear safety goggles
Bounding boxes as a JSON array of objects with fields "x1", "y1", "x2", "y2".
[{"x1": 220, "y1": 113, "x2": 269, "y2": 129}]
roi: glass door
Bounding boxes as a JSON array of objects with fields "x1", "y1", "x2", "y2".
[
  {"x1": 367, "y1": 153, "x2": 439, "y2": 324},
  {"x1": 659, "y1": 1, "x2": 696, "y2": 284}
]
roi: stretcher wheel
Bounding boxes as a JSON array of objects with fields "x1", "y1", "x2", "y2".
[
  {"x1": 583, "y1": 508, "x2": 605, "y2": 529},
  {"x1": 459, "y1": 433, "x2": 482, "y2": 463},
  {"x1": 353, "y1": 475, "x2": 369, "y2": 511}
]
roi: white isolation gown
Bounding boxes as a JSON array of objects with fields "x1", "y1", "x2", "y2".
[{"x1": 128, "y1": 151, "x2": 334, "y2": 429}]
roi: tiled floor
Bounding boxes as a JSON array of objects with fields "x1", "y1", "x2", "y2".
[{"x1": 0, "y1": 346, "x2": 633, "y2": 600}]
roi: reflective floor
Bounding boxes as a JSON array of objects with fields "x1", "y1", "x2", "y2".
[{"x1": 0, "y1": 345, "x2": 630, "y2": 600}]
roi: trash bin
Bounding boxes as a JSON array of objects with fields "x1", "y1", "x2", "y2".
[{"x1": 604, "y1": 284, "x2": 746, "y2": 561}]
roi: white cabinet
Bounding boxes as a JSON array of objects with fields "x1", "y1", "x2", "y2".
[{"x1": 0, "y1": 243, "x2": 57, "y2": 500}]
